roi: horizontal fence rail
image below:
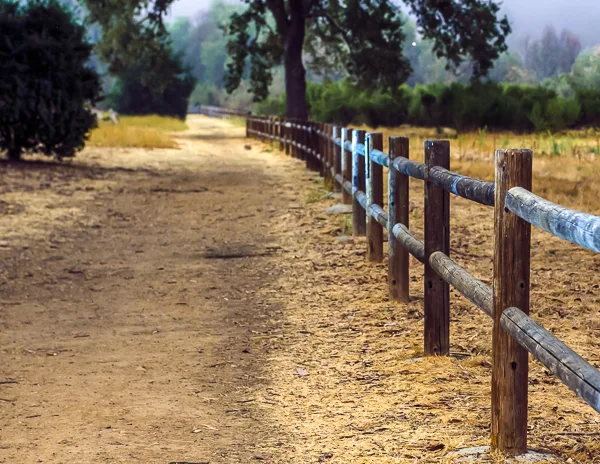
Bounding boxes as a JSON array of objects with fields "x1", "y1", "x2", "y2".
[
  {"x1": 199, "y1": 105, "x2": 250, "y2": 118},
  {"x1": 209, "y1": 109, "x2": 600, "y2": 457}
]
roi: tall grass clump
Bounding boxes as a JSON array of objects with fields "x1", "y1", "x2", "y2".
[{"x1": 88, "y1": 115, "x2": 188, "y2": 149}]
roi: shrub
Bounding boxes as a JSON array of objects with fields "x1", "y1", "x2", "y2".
[
  {"x1": 0, "y1": 0, "x2": 101, "y2": 159},
  {"x1": 256, "y1": 78, "x2": 600, "y2": 133},
  {"x1": 105, "y1": 48, "x2": 195, "y2": 120}
]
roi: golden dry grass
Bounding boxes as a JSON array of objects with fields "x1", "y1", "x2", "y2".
[
  {"x1": 348, "y1": 124, "x2": 600, "y2": 215},
  {"x1": 87, "y1": 115, "x2": 188, "y2": 149},
  {"x1": 252, "y1": 127, "x2": 600, "y2": 463}
]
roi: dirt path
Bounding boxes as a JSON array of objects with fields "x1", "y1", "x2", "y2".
[
  {"x1": 1, "y1": 116, "x2": 599, "y2": 464},
  {"x1": 0, "y1": 116, "x2": 311, "y2": 463}
]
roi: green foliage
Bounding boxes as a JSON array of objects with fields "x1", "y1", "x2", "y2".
[
  {"x1": 224, "y1": 0, "x2": 511, "y2": 105},
  {"x1": 523, "y1": 27, "x2": 581, "y2": 80},
  {"x1": 571, "y1": 46, "x2": 600, "y2": 90},
  {"x1": 258, "y1": 79, "x2": 597, "y2": 133},
  {"x1": 105, "y1": 47, "x2": 195, "y2": 119},
  {"x1": 405, "y1": 0, "x2": 510, "y2": 78},
  {"x1": 0, "y1": 0, "x2": 101, "y2": 159},
  {"x1": 83, "y1": 0, "x2": 175, "y2": 75},
  {"x1": 168, "y1": 0, "x2": 245, "y2": 88}
]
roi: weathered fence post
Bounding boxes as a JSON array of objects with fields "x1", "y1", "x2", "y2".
[
  {"x1": 388, "y1": 136, "x2": 410, "y2": 302},
  {"x1": 312, "y1": 122, "x2": 319, "y2": 172},
  {"x1": 341, "y1": 128, "x2": 352, "y2": 204},
  {"x1": 305, "y1": 123, "x2": 312, "y2": 170},
  {"x1": 278, "y1": 118, "x2": 283, "y2": 151},
  {"x1": 267, "y1": 117, "x2": 272, "y2": 144},
  {"x1": 316, "y1": 123, "x2": 322, "y2": 170},
  {"x1": 305, "y1": 122, "x2": 312, "y2": 169},
  {"x1": 424, "y1": 140, "x2": 450, "y2": 356},
  {"x1": 297, "y1": 122, "x2": 303, "y2": 160},
  {"x1": 365, "y1": 132, "x2": 384, "y2": 262},
  {"x1": 316, "y1": 122, "x2": 323, "y2": 173},
  {"x1": 293, "y1": 121, "x2": 299, "y2": 158},
  {"x1": 492, "y1": 149, "x2": 532, "y2": 456},
  {"x1": 352, "y1": 130, "x2": 367, "y2": 236},
  {"x1": 284, "y1": 120, "x2": 290, "y2": 155},
  {"x1": 298, "y1": 121, "x2": 306, "y2": 161},
  {"x1": 333, "y1": 126, "x2": 341, "y2": 192},
  {"x1": 323, "y1": 124, "x2": 330, "y2": 187},
  {"x1": 298, "y1": 122, "x2": 302, "y2": 159}
]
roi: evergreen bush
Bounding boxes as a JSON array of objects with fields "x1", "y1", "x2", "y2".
[{"x1": 0, "y1": 0, "x2": 101, "y2": 159}]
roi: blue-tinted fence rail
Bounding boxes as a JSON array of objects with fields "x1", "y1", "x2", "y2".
[{"x1": 209, "y1": 110, "x2": 600, "y2": 457}]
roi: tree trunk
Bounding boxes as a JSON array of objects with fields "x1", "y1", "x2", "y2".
[{"x1": 285, "y1": 0, "x2": 308, "y2": 120}]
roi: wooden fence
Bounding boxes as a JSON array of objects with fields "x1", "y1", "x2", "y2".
[
  {"x1": 199, "y1": 105, "x2": 249, "y2": 118},
  {"x1": 213, "y1": 111, "x2": 600, "y2": 456}
]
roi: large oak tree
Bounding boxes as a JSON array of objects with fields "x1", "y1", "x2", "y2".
[
  {"x1": 84, "y1": 0, "x2": 510, "y2": 120},
  {"x1": 225, "y1": 0, "x2": 510, "y2": 119}
]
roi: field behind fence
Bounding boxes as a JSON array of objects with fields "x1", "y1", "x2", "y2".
[{"x1": 201, "y1": 106, "x2": 600, "y2": 458}]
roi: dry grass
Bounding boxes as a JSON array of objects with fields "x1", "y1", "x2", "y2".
[
  {"x1": 226, "y1": 116, "x2": 248, "y2": 128},
  {"x1": 245, "y1": 126, "x2": 600, "y2": 463},
  {"x1": 349, "y1": 124, "x2": 600, "y2": 215},
  {"x1": 87, "y1": 115, "x2": 188, "y2": 149}
]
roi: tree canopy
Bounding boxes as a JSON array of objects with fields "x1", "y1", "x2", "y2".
[
  {"x1": 83, "y1": 0, "x2": 511, "y2": 119},
  {"x1": 224, "y1": 0, "x2": 511, "y2": 118}
]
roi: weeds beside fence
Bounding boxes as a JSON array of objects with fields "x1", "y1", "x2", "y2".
[{"x1": 201, "y1": 106, "x2": 600, "y2": 458}]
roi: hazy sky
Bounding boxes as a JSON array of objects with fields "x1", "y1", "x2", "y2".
[{"x1": 167, "y1": 0, "x2": 600, "y2": 47}]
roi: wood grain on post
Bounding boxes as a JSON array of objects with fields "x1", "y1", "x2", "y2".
[
  {"x1": 352, "y1": 130, "x2": 367, "y2": 236},
  {"x1": 366, "y1": 133, "x2": 384, "y2": 262},
  {"x1": 341, "y1": 128, "x2": 352, "y2": 204},
  {"x1": 388, "y1": 136, "x2": 410, "y2": 302},
  {"x1": 491, "y1": 148, "x2": 532, "y2": 456},
  {"x1": 424, "y1": 140, "x2": 450, "y2": 356}
]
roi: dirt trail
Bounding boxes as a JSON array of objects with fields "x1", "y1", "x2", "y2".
[
  {"x1": 0, "y1": 116, "x2": 310, "y2": 463},
  {"x1": 2, "y1": 116, "x2": 599, "y2": 464}
]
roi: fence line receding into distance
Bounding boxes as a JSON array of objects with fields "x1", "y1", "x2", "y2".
[{"x1": 200, "y1": 105, "x2": 600, "y2": 457}]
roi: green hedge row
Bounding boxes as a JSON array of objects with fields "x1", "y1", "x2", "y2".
[{"x1": 256, "y1": 80, "x2": 600, "y2": 132}]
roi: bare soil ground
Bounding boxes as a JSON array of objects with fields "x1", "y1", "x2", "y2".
[{"x1": 1, "y1": 116, "x2": 599, "y2": 464}]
